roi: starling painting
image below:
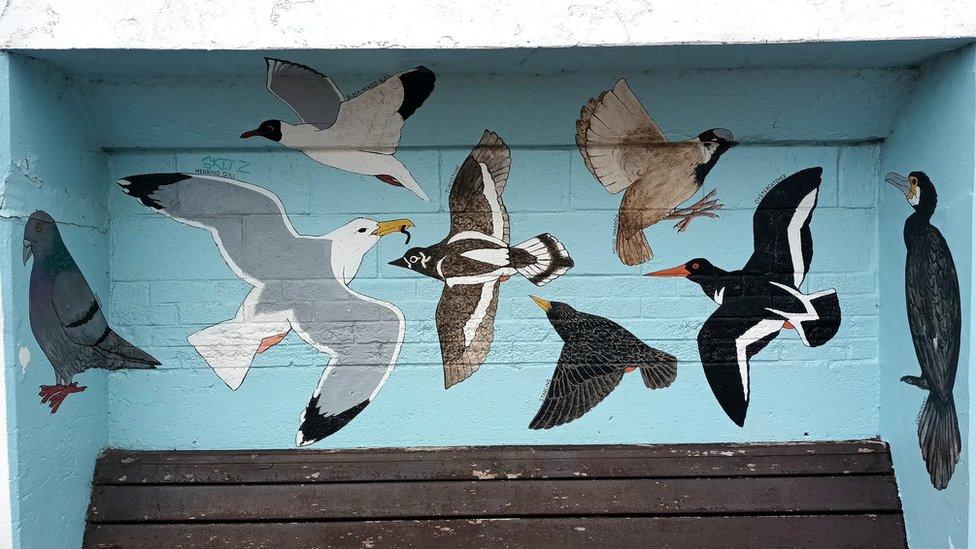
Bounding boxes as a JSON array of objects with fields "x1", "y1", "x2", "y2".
[
  {"x1": 576, "y1": 79, "x2": 735, "y2": 265},
  {"x1": 886, "y1": 171, "x2": 961, "y2": 490},
  {"x1": 389, "y1": 131, "x2": 575, "y2": 388},
  {"x1": 23, "y1": 210, "x2": 159, "y2": 413},
  {"x1": 528, "y1": 296, "x2": 677, "y2": 429}
]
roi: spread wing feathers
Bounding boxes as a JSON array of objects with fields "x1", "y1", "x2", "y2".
[
  {"x1": 436, "y1": 281, "x2": 500, "y2": 388},
  {"x1": 529, "y1": 348, "x2": 625, "y2": 430},
  {"x1": 576, "y1": 78, "x2": 667, "y2": 195},
  {"x1": 744, "y1": 167, "x2": 823, "y2": 287},
  {"x1": 332, "y1": 66, "x2": 435, "y2": 154},
  {"x1": 266, "y1": 57, "x2": 344, "y2": 127},
  {"x1": 448, "y1": 131, "x2": 512, "y2": 242},
  {"x1": 52, "y1": 270, "x2": 159, "y2": 368},
  {"x1": 698, "y1": 310, "x2": 782, "y2": 427},
  {"x1": 118, "y1": 173, "x2": 297, "y2": 283},
  {"x1": 530, "y1": 313, "x2": 676, "y2": 430},
  {"x1": 906, "y1": 226, "x2": 961, "y2": 397}
]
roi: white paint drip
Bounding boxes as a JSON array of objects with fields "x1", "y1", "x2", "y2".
[{"x1": 17, "y1": 347, "x2": 29, "y2": 374}]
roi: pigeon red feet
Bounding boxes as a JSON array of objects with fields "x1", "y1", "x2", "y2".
[
  {"x1": 39, "y1": 382, "x2": 86, "y2": 414},
  {"x1": 376, "y1": 174, "x2": 404, "y2": 187},
  {"x1": 665, "y1": 188, "x2": 724, "y2": 232}
]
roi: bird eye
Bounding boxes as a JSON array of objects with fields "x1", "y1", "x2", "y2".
[
  {"x1": 358, "y1": 228, "x2": 368, "y2": 233},
  {"x1": 691, "y1": 262, "x2": 700, "y2": 269}
]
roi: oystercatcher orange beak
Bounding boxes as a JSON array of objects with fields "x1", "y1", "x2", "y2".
[{"x1": 645, "y1": 264, "x2": 691, "y2": 277}]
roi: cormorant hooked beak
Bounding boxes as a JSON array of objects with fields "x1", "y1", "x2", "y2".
[
  {"x1": 645, "y1": 264, "x2": 691, "y2": 278},
  {"x1": 530, "y1": 295, "x2": 552, "y2": 312},
  {"x1": 22, "y1": 240, "x2": 32, "y2": 264},
  {"x1": 885, "y1": 172, "x2": 918, "y2": 201}
]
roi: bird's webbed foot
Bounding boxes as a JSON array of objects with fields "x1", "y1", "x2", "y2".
[
  {"x1": 665, "y1": 188, "x2": 724, "y2": 232},
  {"x1": 39, "y1": 382, "x2": 87, "y2": 414}
]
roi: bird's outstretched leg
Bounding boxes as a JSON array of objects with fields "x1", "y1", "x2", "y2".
[
  {"x1": 39, "y1": 382, "x2": 86, "y2": 414},
  {"x1": 664, "y1": 189, "x2": 724, "y2": 232}
]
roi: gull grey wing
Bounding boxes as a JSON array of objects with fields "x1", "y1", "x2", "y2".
[
  {"x1": 529, "y1": 346, "x2": 625, "y2": 430},
  {"x1": 448, "y1": 131, "x2": 512, "y2": 242},
  {"x1": 744, "y1": 167, "x2": 823, "y2": 287},
  {"x1": 266, "y1": 57, "x2": 344, "y2": 127},
  {"x1": 52, "y1": 270, "x2": 159, "y2": 368},
  {"x1": 436, "y1": 280, "x2": 500, "y2": 388},
  {"x1": 293, "y1": 286, "x2": 405, "y2": 445},
  {"x1": 118, "y1": 173, "x2": 323, "y2": 283}
]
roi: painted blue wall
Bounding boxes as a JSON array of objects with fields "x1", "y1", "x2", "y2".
[
  {"x1": 99, "y1": 66, "x2": 889, "y2": 449},
  {"x1": 879, "y1": 46, "x2": 976, "y2": 548},
  {"x1": 0, "y1": 55, "x2": 112, "y2": 548}
]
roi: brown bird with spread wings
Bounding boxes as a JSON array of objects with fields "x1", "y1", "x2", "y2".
[{"x1": 576, "y1": 79, "x2": 736, "y2": 266}]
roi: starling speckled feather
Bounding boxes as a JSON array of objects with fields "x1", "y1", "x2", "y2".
[{"x1": 528, "y1": 296, "x2": 677, "y2": 429}]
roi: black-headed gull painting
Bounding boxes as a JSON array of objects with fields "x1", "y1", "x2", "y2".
[
  {"x1": 242, "y1": 58, "x2": 436, "y2": 201},
  {"x1": 118, "y1": 172, "x2": 414, "y2": 446}
]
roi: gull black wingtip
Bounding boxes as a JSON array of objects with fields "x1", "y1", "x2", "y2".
[
  {"x1": 117, "y1": 173, "x2": 191, "y2": 209},
  {"x1": 296, "y1": 398, "x2": 369, "y2": 447}
]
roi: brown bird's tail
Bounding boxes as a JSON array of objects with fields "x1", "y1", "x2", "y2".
[
  {"x1": 615, "y1": 223, "x2": 652, "y2": 266},
  {"x1": 917, "y1": 392, "x2": 961, "y2": 490}
]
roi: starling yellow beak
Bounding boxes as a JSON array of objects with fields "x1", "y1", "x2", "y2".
[
  {"x1": 530, "y1": 295, "x2": 552, "y2": 312},
  {"x1": 372, "y1": 219, "x2": 415, "y2": 237}
]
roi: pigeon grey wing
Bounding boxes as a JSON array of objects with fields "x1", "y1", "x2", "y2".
[
  {"x1": 52, "y1": 270, "x2": 158, "y2": 368},
  {"x1": 435, "y1": 280, "x2": 500, "y2": 388},
  {"x1": 529, "y1": 346, "x2": 624, "y2": 430},
  {"x1": 448, "y1": 131, "x2": 512, "y2": 242},
  {"x1": 118, "y1": 173, "x2": 317, "y2": 283},
  {"x1": 266, "y1": 57, "x2": 344, "y2": 127}
]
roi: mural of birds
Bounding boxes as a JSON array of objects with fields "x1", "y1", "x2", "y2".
[
  {"x1": 886, "y1": 171, "x2": 961, "y2": 490},
  {"x1": 24, "y1": 210, "x2": 159, "y2": 413},
  {"x1": 241, "y1": 57, "x2": 436, "y2": 201},
  {"x1": 389, "y1": 130, "x2": 575, "y2": 388},
  {"x1": 118, "y1": 173, "x2": 413, "y2": 446},
  {"x1": 647, "y1": 167, "x2": 840, "y2": 426},
  {"x1": 576, "y1": 78, "x2": 735, "y2": 265},
  {"x1": 528, "y1": 296, "x2": 677, "y2": 429}
]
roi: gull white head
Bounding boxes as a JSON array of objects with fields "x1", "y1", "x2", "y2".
[{"x1": 326, "y1": 217, "x2": 415, "y2": 283}]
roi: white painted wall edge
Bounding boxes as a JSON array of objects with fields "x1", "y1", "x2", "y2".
[{"x1": 1, "y1": 0, "x2": 973, "y2": 50}]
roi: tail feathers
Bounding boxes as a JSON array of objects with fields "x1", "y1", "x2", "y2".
[
  {"x1": 616, "y1": 227, "x2": 652, "y2": 266},
  {"x1": 297, "y1": 398, "x2": 370, "y2": 446},
  {"x1": 397, "y1": 66, "x2": 436, "y2": 120},
  {"x1": 513, "y1": 233, "x2": 574, "y2": 286},
  {"x1": 639, "y1": 351, "x2": 678, "y2": 389},
  {"x1": 918, "y1": 394, "x2": 960, "y2": 490}
]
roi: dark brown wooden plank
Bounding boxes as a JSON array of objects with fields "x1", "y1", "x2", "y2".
[
  {"x1": 96, "y1": 440, "x2": 889, "y2": 467},
  {"x1": 88, "y1": 475, "x2": 900, "y2": 523},
  {"x1": 83, "y1": 514, "x2": 908, "y2": 549},
  {"x1": 94, "y1": 452, "x2": 892, "y2": 485}
]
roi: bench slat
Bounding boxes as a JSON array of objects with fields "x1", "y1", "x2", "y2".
[
  {"x1": 94, "y1": 452, "x2": 891, "y2": 484},
  {"x1": 83, "y1": 514, "x2": 907, "y2": 548},
  {"x1": 89, "y1": 475, "x2": 900, "y2": 523}
]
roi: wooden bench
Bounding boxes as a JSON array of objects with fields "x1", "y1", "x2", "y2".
[{"x1": 84, "y1": 439, "x2": 906, "y2": 548}]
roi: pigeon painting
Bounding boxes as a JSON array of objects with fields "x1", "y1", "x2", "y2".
[
  {"x1": 576, "y1": 79, "x2": 735, "y2": 265},
  {"x1": 389, "y1": 131, "x2": 575, "y2": 388},
  {"x1": 886, "y1": 171, "x2": 961, "y2": 490},
  {"x1": 528, "y1": 296, "x2": 677, "y2": 429},
  {"x1": 647, "y1": 168, "x2": 841, "y2": 426},
  {"x1": 118, "y1": 173, "x2": 413, "y2": 446},
  {"x1": 24, "y1": 210, "x2": 159, "y2": 413},
  {"x1": 242, "y1": 57, "x2": 436, "y2": 201}
]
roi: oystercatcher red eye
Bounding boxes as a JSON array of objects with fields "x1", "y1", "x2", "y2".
[{"x1": 691, "y1": 262, "x2": 699, "y2": 270}]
